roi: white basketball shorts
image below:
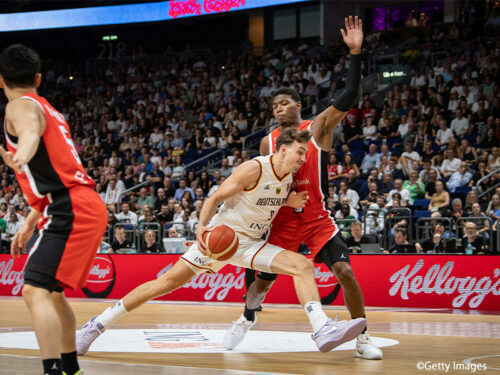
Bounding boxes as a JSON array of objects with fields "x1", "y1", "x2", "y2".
[{"x1": 181, "y1": 233, "x2": 285, "y2": 275}]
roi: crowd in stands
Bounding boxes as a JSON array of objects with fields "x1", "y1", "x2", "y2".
[
  {"x1": 0, "y1": 9, "x2": 498, "y2": 255},
  {"x1": 325, "y1": 12, "x2": 499, "y2": 254}
]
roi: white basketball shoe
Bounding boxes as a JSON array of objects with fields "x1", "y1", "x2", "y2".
[
  {"x1": 311, "y1": 317, "x2": 366, "y2": 352},
  {"x1": 223, "y1": 314, "x2": 257, "y2": 350},
  {"x1": 76, "y1": 316, "x2": 105, "y2": 355},
  {"x1": 355, "y1": 332, "x2": 383, "y2": 359}
]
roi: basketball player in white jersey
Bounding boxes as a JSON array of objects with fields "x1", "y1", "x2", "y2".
[{"x1": 77, "y1": 128, "x2": 366, "y2": 355}]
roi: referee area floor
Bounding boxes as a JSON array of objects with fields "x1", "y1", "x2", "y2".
[{"x1": 0, "y1": 297, "x2": 498, "y2": 374}]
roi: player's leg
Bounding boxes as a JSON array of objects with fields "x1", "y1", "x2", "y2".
[
  {"x1": 123, "y1": 260, "x2": 195, "y2": 311},
  {"x1": 244, "y1": 268, "x2": 256, "y2": 290},
  {"x1": 77, "y1": 259, "x2": 195, "y2": 355},
  {"x1": 316, "y1": 234, "x2": 365, "y2": 317},
  {"x1": 51, "y1": 290, "x2": 81, "y2": 375},
  {"x1": 241, "y1": 226, "x2": 297, "y2": 322},
  {"x1": 269, "y1": 248, "x2": 366, "y2": 352},
  {"x1": 332, "y1": 261, "x2": 365, "y2": 317},
  {"x1": 269, "y1": 249, "x2": 321, "y2": 302},
  {"x1": 242, "y1": 269, "x2": 263, "y2": 312},
  {"x1": 224, "y1": 271, "x2": 276, "y2": 350},
  {"x1": 225, "y1": 246, "x2": 316, "y2": 350},
  {"x1": 22, "y1": 225, "x2": 82, "y2": 375},
  {"x1": 243, "y1": 270, "x2": 276, "y2": 317},
  {"x1": 22, "y1": 284, "x2": 64, "y2": 375},
  {"x1": 317, "y1": 233, "x2": 382, "y2": 359},
  {"x1": 225, "y1": 242, "x2": 365, "y2": 352},
  {"x1": 245, "y1": 272, "x2": 276, "y2": 309},
  {"x1": 51, "y1": 290, "x2": 76, "y2": 353},
  {"x1": 77, "y1": 241, "x2": 226, "y2": 355},
  {"x1": 36, "y1": 187, "x2": 107, "y2": 368}
]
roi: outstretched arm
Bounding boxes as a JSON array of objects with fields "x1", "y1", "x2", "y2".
[{"x1": 311, "y1": 16, "x2": 363, "y2": 151}]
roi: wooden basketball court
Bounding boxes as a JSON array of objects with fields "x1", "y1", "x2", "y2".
[{"x1": 0, "y1": 297, "x2": 498, "y2": 374}]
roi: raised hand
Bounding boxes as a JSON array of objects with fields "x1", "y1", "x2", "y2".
[{"x1": 340, "y1": 15, "x2": 363, "y2": 54}]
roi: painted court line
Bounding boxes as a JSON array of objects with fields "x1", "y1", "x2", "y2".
[
  {"x1": 0, "y1": 354, "x2": 298, "y2": 375},
  {"x1": 0, "y1": 329, "x2": 399, "y2": 354}
]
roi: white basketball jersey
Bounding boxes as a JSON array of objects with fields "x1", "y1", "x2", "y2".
[{"x1": 211, "y1": 155, "x2": 293, "y2": 239}]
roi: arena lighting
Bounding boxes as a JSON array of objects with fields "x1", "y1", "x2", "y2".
[
  {"x1": 382, "y1": 71, "x2": 406, "y2": 78},
  {"x1": 0, "y1": 0, "x2": 311, "y2": 32},
  {"x1": 378, "y1": 64, "x2": 411, "y2": 84},
  {"x1": 102, "y1": 35, "x2": 118, "y2": 41}
]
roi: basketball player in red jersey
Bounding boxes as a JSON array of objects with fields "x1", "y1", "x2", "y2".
[
  {"x1": 0, "y1": 44, "x2": 107, "y2": 375},
  {"x1": 225, "y1": 16, "x2": 383, "y2": 360}
]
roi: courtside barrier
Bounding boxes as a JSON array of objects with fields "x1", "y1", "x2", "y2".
[{"x1": 0, "y1": 254, "x2": 498, "y2": 310}]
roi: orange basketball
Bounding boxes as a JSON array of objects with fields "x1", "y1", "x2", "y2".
[{"x1": 202, "y1": 225, "x2": 239, "y2": 261}]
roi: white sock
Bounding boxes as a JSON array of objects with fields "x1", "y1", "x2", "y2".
[
  {"x1": 96, "y1": 299, "x2": 128, "y2": 328},
  {"x1": 304, "y1": 301, "x2": 329, "y2": 334}
]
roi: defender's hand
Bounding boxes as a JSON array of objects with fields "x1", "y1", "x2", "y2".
[
  {"x1": 285, "y1": 191, "x2": 309, "y2": 209},
  {"x1": 340, "y1": 16, "x2": 363, "y2": 54}
]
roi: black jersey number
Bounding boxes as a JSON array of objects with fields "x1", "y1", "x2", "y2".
[{"x1": 268, "y1": 210, "x2": 275, "y2": 221}]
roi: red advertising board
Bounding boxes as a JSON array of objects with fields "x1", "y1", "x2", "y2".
[{"x1": 0, "y1": 254, "x2": 498, "y2": 310}]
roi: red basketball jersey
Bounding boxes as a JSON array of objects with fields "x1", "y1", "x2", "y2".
[
  {"x1": 266, "y1": 120, "x2": 338, "y2": 254},
  {"x1": 268, "y1": 121, "x2": 312, "y2": 154},
  {"x1": 4, "y1": 93, "x2": 94, "y2": 213}
]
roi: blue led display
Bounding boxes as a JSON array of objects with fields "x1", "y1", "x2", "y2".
[{"x1": 0, "y1": 0, "x2": 311, "y2": 32}]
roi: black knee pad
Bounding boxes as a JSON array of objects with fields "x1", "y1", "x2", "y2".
[{"x1": 256, "y1": 271, "x2": 279, "y2": 281}]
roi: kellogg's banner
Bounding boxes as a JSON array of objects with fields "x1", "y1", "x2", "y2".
[{"x1": 0, "y1": 255, "x2": 498, "y2": 310}]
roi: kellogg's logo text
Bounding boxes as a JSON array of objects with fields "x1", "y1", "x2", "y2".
[
  {"x1": 158, "y1": 264, "x2": 245, "y2": 301},
  {"x1": 82, "y1": 255, "x2": 116, "y2": 298},
  {"x1": 0, "y1": 259, "x2": 24, "y2": 295},
  {"x1": 389, "y1": 259, "x2": 500, "y2": 308}
]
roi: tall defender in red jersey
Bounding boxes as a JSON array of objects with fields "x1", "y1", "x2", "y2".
[
  {"x1": 0, "y1": 44, "x2": 107, "y2": 375},
  {"x1": 224, "y1": 16, "x2": 383, "y2": 360}
]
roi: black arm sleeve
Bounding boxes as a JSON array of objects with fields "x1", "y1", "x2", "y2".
[{"x1": 332, "y1": 54, "x2": 362, "y2": 112}]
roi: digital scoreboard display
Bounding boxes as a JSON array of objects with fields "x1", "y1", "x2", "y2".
[{"x1": 0, "y1": 0, "x2": 311, "y2": 32}]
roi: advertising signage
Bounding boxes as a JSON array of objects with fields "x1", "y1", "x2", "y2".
[
  {"x1": 0, "y1": 0, "x2": 312, "y2": 32},
  {"x1": 1, "y1": 254, "x2": 498, "y2": 310}
]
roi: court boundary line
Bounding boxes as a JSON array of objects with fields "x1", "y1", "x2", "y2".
[
  {"x1": 1, "y1": 322, "x2": 498, "y2": 339},
  {"x1": 463, "y1": 354, "x2": 500, "y2": 371},
  {"x1": 0, "y1": 353, "x2": 299, "y2": 375},
  {"x1": 1, "y1": 296, "x2": 496, "y2": 314}
]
